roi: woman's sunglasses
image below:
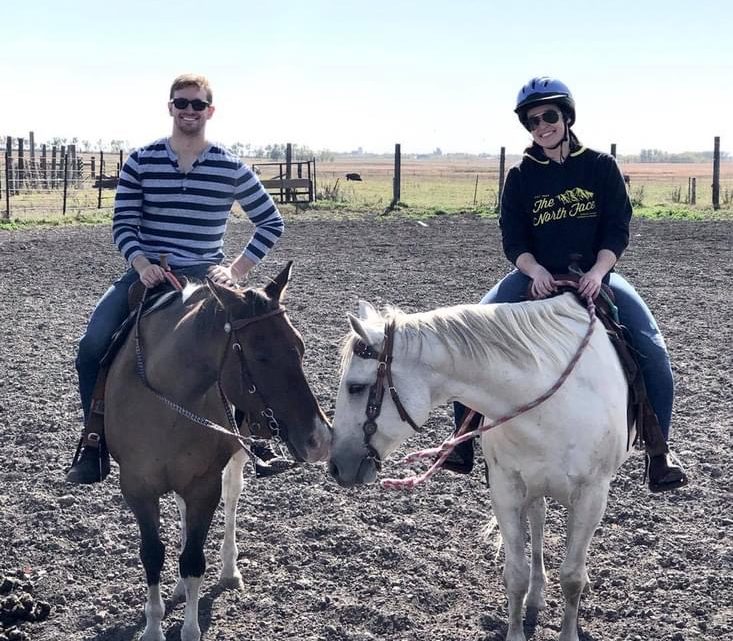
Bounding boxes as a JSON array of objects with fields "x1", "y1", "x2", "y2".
[
  {"x1": 170, "y1": 98, "x2": 210, "y2": 111},
  {"x1": 527, "y1": 109, "x2": 561, "y2": 130}
]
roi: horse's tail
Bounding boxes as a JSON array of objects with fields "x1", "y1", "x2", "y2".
[{"x1": 480, "y1": 515, "x2": 503, "y2": 561}]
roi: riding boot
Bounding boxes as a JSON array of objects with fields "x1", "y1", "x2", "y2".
[
  {"x1": 440, "y1": 404, "x2": 481, "y2": 475},
  {"x1": 640, "y1": 403, "x2": 688, "y2": 492},
  {"x1": 250, "y1": 440, "x2": 296, "y2": 478},
  {"x1": 648, "y1": 452, "x2": 688, "y2": 493},
  {"x1": 66, "y1": 432, "x2": 111, "y2": 484}
]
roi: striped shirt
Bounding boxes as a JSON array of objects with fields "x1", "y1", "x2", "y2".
[{"x1": 113, "y1": 138, "x2": 283, "y2": 268}]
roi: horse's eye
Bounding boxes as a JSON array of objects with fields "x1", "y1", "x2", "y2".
[{"x1": 348, "y1": 384, "x2": 367, "y2": 395}]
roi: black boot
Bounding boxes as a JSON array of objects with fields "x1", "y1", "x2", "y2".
[
  {"x1": 66, "y1": 436, "x2": 111, "y2": 484},
  {"x1": 251, "y1": 441, "x2": 295, "y2": 478},
  {"x1": 440, "y1": 403, "x2": 481, "y2": 475},
  {"x1": 441, "y1": 439, "x2": 475, "y2": 474},
  {"x1": 648, "y1": 452, "x2": 688, "y2": 493}
]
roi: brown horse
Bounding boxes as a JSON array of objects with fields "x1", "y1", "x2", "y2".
[{"x1": 104, "y1": 262, "x2": 331, "y2": 641}]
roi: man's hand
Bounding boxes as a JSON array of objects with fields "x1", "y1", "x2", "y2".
[
  {"x1": 208, "y1": 254, "x2": 256, "y2": 287},
  {"x1": 207, "y1": 264, "x2": 239, "y2": 287},
  {"x1": 132, "y1": 256, "x2": 167, "y2": 289}
]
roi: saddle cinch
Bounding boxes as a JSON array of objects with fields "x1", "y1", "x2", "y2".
[{"x1": 531, "y1": 273, "x2": 668, "y2": 458}]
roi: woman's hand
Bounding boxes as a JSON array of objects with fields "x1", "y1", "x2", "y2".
[
  {"x1": 529, "y1": 265, "x2": 558, "y2": 299},
  {"x1": 577, "y1": 268, "x2": 604, "y2": 299}
]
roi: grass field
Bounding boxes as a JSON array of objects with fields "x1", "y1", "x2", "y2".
[
  {"x1": 2, "y1": 155, "x2": 732, "y2": 227},
  {"x1": 304, "y1": 156, "x2": 733, "y2": 211}
]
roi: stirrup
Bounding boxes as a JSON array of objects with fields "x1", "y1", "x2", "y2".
[
  {"x1": 65, "y1": 434, "x2": 111, "y2": 484},
  {"x1": 647, "y1": 452, "x2": 688, "y2": 493},
  {"x1": 250, "y1": 440, "x2": 296, "y2": 478}
]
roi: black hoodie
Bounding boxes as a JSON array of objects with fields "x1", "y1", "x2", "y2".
[{"x1": 499, "y1": 142, "x2": 632, "y2": 274}]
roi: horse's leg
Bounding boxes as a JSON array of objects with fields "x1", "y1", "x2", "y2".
[
  {"x1": 172, "y1": 493, "x2": 187, "y2": 601},
  {"x1": 558, "y1": 484, "x2": 609, "y2": 641},
  {"x1": 490, "y1": 473, "x2": 530, "y2": 641},
  {"x1": 179, "y1": 474, "x2": 223, "y2": 641},
  {"x1": 126, "y1": 494, "x2": 166, "y2": 641},
  {"x1": 526, "y1": 496, "x2": 547, "y2": 615},
  {"x1": 219, "y1": 449, "x2": 246, "y2": 590}
]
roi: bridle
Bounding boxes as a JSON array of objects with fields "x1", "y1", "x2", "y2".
[
  {"x1": 134, "y1": 297, "x2": 290, "y2": 453},
  {"x1": 352, "y1": 320, "x2": 422, "y2": 468},
  {"x1": 224, "y1": 307, "x2": 290, "y2": 444}
]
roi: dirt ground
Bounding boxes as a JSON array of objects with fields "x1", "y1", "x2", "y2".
[{"x1": 0, "y1": 214, "x2": 731, "y2": 641}]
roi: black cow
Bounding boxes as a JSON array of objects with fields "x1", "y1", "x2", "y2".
[
  {"x1": 93, "y1": 175, "x2": 119, "y2": 189},
  {"x1": 345, "y1": 173, "x2": 362, "y2": 181}
]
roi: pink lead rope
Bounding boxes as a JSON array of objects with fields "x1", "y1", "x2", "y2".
[{"x1": 381, "y1": 284, "x2": 597, "y2": 491}]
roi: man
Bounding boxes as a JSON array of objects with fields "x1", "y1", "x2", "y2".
[{"x1": 67, "y1": 73, "x2": 286, "y2": 484}]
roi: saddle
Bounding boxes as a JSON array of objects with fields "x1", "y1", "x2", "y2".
[
  {"x1": 84, "y1": 276, "x2": 188, "y2": 436},
  {"x1": 530, "y1": 273, "x2": 667, "y2": 456}
]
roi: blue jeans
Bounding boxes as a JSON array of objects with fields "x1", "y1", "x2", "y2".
[
  {"x1": 75, "y1": 264, "x2": 214, "y2": 422},
  {"x1": 462, "y1": 269, "x2": 673, "y2": 440}
]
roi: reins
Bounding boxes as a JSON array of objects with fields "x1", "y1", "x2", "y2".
[{"x1": 371, "y1": 284, "x2": 597, "y2": 490}]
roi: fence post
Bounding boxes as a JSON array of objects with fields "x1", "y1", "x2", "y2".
[
  {"x1": 285, "y1": 143, "x2": 293, "y2": 202},
  {"x1": 17, "y1": 138, "x2": 25, "y2": 190},
  {"x1": 610, "y1": 143, "x2": 616, "y2": 158},
  {"x1": 51, "y1": 146, "x2": 57, "y2": 189},
  {"x1": 473, "y1": 174, "x2": 479, "y2": 206},
  {"x1": 98, "y1": 150, "x2": 104, "y2": 208},
  {"x1": 4, "y1": 153, "x2": 10, "y2": 218},
  {"x1": 29, "y1": 131, "x2": 36, "y2": 189},
  {"x1": 62, "y1": 153, "x2": 69, "y2": 215},
  {"x1": 307, "y1": 159, "x2": 314, "y2": 202},
  {"x1": 497, "y1": 146, "x2": 506, "y2": 212},
  {"x1": 312, "y1": 157, "x2": 317, "y2": 201},
  {"x1": 41, "y1": 144, "x2": 47, "y2": 189},
  {"x1": 690, "y1": 177, "x2": 696, "y2": 205},
  {"x1": 712, "y1": 136, "x2": 720, "y2": 210},
  {"x1": 392, "y1": 143, "x2": 401, "y2": 206}
]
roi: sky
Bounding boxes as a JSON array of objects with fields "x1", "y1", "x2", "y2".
[{"x1": 2, "y1": 0, "x2": 731, "y2": 156}]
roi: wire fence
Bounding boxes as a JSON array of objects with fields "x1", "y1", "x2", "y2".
[
  {"x1": 1, "y1": 145, "x2": 124, "y2": 219},
  {"x1": 2, "y1": 136, "x2": 731, "y2": 219}
]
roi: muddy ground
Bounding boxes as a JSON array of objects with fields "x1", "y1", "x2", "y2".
[{"x1": 0, "y1": 213, "x2": 731, "y2": 641}]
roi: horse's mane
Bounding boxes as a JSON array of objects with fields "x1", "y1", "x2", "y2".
[
  {"x1": 340, "y1": 294, "x2": 591, "y2": 373},
  {"x1": 176, "y1": 281, "x2": 279, "y2": 334}
]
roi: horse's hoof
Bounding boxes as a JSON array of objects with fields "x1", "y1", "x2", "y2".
[{"x1": 219, "y1": 575, "x2": 244, "y2": 591}]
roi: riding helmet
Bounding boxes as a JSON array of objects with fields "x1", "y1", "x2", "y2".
[{"x1": 515, "y1": 77, "x2": 576, "y2": 129}]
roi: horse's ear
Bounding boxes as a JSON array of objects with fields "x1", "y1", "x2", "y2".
[
  {"x1": 348, "y1": 313, "x2": 384, "y2": 348},
  {"x1": 206, "y1": 278, "x2": 239, "y2": 311},
  {"x1": 264, "y1": 261, "x2": 293, "y2": 302},
  {"x1": 357, "y1": 300, "x2": 380, "y2": 322}
]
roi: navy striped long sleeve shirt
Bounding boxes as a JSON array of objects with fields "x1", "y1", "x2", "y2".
[{"x1": 113, "y1": 138, "x2": 283, "y2": 268}]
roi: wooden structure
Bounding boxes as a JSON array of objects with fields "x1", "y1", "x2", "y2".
[{"x1": 253, "y1": 143, "x2": 316, "y2": 204}]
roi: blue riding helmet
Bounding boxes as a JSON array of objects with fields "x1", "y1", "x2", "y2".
[{"x1": 515, "y1": 77, "x2": 576, "y2": 129}]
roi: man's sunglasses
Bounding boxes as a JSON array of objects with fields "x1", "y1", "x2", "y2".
[
  {"x1": 527, "y1": 109, "x2": 561, "y2": 130},
  {"x1": 170, "y1": 98, "x2": 210, "y2": 111}
]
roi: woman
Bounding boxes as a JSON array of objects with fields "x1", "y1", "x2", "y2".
[{"x1": 444, "y1": 76, "x2": 687, "y2": 493}]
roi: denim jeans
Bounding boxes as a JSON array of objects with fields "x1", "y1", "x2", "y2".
[
  {"x1": 75, "y1": 264, "x2": 214, "y2": 422},
  {"x1": 454, "y1": 269, "x2": 674, "y2": 440}
]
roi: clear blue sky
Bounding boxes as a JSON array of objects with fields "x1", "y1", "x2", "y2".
[{"x1": 3, "y1": 0, "x2": 731, "y2": 155}]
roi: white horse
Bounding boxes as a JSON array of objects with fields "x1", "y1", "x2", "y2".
[{"x1": 328, "y1": 295, "x2": 634, "y2": 641}]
